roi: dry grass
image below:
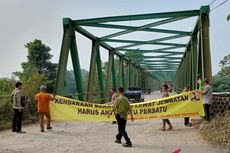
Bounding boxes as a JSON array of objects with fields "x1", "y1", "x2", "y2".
[{"x1": 195, "y1": 111, "x2": 230, "y2": 148}]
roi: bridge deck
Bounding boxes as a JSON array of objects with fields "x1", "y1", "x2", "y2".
[{"x1": 0, "y1": 92, "x2": 226, "y2": 153}]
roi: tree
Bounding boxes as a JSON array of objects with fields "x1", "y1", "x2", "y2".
[
  {"x1": 16, "y1": 39, "x2": 57, "y2": 92},
  {"x1": 218, "y1": 54, "x2": 230, "y2": 78},
  {"x1": 0, "y1": 78, "x2": 15, "y2": 96},
  {"x1": 212, "y1": 54, "x2": 230, "y2": 92}
]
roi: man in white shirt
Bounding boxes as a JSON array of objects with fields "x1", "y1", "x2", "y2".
[{"x1": 201, "y1": 80, "x2": 213, "y2": 122}]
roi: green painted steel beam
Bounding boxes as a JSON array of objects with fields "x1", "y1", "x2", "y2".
[
  {"x1": 87, "y1": 41, "x2": 98, "y2": 102},
  {"x1": 75, "y1": 25, "x2": 141, "y2": 68},
  {"x1": 100, "y1": 17, "x2": 189, "y2": 40},
  {"x1": 127, "y1": 52, "x2": 181, "y2": 58},
  {"x1": 96, "y1": 45, "x2": 105, "y2": 103},
  {"x1": 146, "y1": 67, "x2": 178, "y2": 69},
  {"x1": 105, "y1": 39, "x2": 186, "y2": 47},
  {"x1": 141, "y1": 63, "x2": 179, "y2": 66},
  {"x1": 115, "y1": 35, "x2": 188, "y2": 50},
  {"x1": 139, "y1": 60, "x2": 181, "y2": 63},
  {"x1": 200, "y1": 5, "x2": 212, "y2": 83},
  {"x1": 118, "y1": 58, "x2": 122, "y2": 87},
  {"x1": 121, "y1": 59, "x2": 126, "y2": 89},
  {"x1": 105, "y1": 51, "x2": 113, "y2": 101},
  {"x1": 119, "y1": 49, "x2": 184, "y2": 54},
  {"x1": 70, "y1": 33, "x2": 84, "y2": 101},
  {"x1": 54, "y1": 19, "x2": 72, "y2": 95},
  {"x1": 145, "y1": 68, "x2": 177, "y2": 71},
  {"x1": 131, "y1": 56, "x2": 181, "y2": 60},
  {"x1": 111, "y1": 54, "x2": 117, "y2": 88},
  {"x1": 74, "y1": 9, "x2": 199, "y2": 24},
  {"x1": 83, "y1": 23, "x2": 191, "y2": 36}
]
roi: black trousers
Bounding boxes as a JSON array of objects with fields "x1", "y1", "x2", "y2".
[
  {"x1": 115, "y1": 113, "x2": 131, "y2": 143},
  {"x1": 184, "y1": 117, "x2": 190, "y2": 125},
  {"x1": 12, "y1": 109, "x2": 23, "y2": 132},
  {"x1": 203, "y1": 104, "x2": 211, "y2": 121}
]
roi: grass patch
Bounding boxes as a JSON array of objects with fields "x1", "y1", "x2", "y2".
[{"x1": 197, "y1": 111, "x2": 230, "y2": 147}]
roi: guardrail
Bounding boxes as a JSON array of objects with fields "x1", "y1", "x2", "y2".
[{"x1": 211, "y1": 92, "x2": 230, "y2": 115}]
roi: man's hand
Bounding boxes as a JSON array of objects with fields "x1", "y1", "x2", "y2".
[
  {"x1": 108, "y1": 112, "x2": 112, "y2": 118},
  {"x1": 19, "y1": 108, "x2": 22, "y2": 112},
  {"x1": 131, "y1": 116, "x2": 134, "y2": 122}
]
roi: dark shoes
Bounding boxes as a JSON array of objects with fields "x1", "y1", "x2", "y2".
[
  {"x1": 41, "y1": 127, "x2": 52, "y2": 132},
  {"x1": 114, "y1": 139, "x2": 121, "y2": 144},
  {"x1": 12, "y1": 129, "x2": 26, "y2": 134},
  {"x1": 17, "y1": 131, "x2": 26, "y2": 134},
  {"x1": 47, "y1": 127, "x2": 52, "y2": 130},
  {"x1": 122, "y1": 142, "x2": 132, "y2": 147},
  {"x1": 185, "y1": 123, "x2": 192, "y2": 127},
  {"x1": 115, "y1": 139, "x2": 132, "y2": 147}
]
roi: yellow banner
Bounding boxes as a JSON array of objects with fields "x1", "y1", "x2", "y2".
[{"x1": 50, "y1": 91, "x2": 204, "y2": 121}]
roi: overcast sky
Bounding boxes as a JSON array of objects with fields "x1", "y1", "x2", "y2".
[{"x1": 0, "y1": 0, "x2": 229, "y2": 78}]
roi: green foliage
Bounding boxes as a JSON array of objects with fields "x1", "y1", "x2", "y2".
[
  {"x1": 21, "y1": 67, "x2": 46, "y2": 118},
  {"x1": 212, "y1": 75, "x2": 230, "y2": 92},
  {"x1": 0, "y1": 99, "x2": 12, "y2": 129},
  {"x1": 212, "y1": 54, "x2": 230, "y2": 92},
  {"x1": 218, "y1": 54, "x2": 230, "y2": 78},
  {"x1": 16, "y1": 39, "x2": 57, "y2": 92},
  {"x1": 62, "y1": 69, "x2": 89, "y2": 96},
  {"x1": 0, "y1": 78, "x2": 15, "y2": 96}
]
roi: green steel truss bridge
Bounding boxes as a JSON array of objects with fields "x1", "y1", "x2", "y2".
[{"x1": 54, "y1": 5, "x2": 212, "y2": 102}]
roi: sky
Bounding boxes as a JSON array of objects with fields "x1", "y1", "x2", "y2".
[{"x1": 0, "y1": 0, "x2": 229, "y2": 78}]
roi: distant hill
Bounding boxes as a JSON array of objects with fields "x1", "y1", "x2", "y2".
[
  {"x1": 67, "y1": 69, "x2": 89, "y2": 78},
  {"x1": 0, "y1": 78, "x2": 10, "y2": 80},
  {"x1": 62, "y1": 69, "x2": 89, "y2": 95}
]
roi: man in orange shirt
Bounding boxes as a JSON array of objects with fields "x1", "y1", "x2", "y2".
[{"x1": 35, "y1": 85, "x2": 55, "y2": 132}]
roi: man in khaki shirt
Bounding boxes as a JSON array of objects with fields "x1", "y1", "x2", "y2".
[
  {"x1": 108, "y1": 87, "x2": 134, "y2": 147},
  {"x1": 12, "y1": 81, "x2": 26, "y2": 133}
]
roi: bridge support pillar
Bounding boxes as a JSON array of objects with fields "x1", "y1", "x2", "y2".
[{"x1": 200, "y1": 6, "x2": 212, "y2": 83}]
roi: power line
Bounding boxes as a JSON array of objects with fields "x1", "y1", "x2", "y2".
[
  {"x1": 211, "y1": 0, "x2": 229, "y2": 12},
  {"x1": 208, "y1": 0, "x2": 217, "y2": 6}
]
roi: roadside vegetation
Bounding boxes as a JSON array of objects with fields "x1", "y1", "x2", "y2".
[{"x1": 198, "y1": 111, "x2": 230, "y2": 147}]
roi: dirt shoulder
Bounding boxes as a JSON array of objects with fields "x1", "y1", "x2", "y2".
[{"x1": 0, "y1": 120, "x2": 227, "y2": 153}]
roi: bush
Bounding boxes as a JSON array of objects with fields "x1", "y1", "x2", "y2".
[
  {"x1": 0, "y1": 99, "x2": 13, "y2": 129},
  {"x1": 0, "y1": 97, "x2": 38, "y2": 130},
  {"x1": 198, "y1": 111, "x2": 230, "y2": 147}
]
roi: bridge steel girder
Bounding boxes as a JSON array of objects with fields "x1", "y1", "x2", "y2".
[
  {"x1": 83, "y1": 23, "x2": 191, "y2": 36},
  {"x1": 104, "y1": 39, "x2": 186, "y2": 47},
  {"x1": 111, "y1": 54, "x2": 117, "y2": 89},
  {"x1": 54, "y1": 6, "x2": 212, "y2": 100},
  {"x1": 70, "y1": 32, "x2": 84, "y2": 101},
  {"x1": 54, "y1": 19, "x2": 84, "y2": 101},
  {"x1": 87, "y1": 41, "x2": 99, "y2": 102},
  {"x1": 115, "y1": 35, "x2": 187, "y2": 50},
  {"x1": 118, "y1": 57, "x2": 123, "y2": 88},
  {"x1": 175, "y1": 6, "x2": 212, "y2": 91},
  {"x1": 74, "y1": 10, "x2": 199, "y2": 25},
  {"x1": 96, "y1": 45, "x2": 105, "y2": 103},
  {"x1": 121, "y1": 58, "x2": 126, "y2": 89},
  {"x1": 105, "y1": 51, "x2": 114, "y2": 101},
  {"x1": 119, "y1": 49, "x2": 184, "y2": 54},
  {"x1": 200, "y1": 6, "x2": 212, "y2": 83},
  {"x1": 99, "y1": 16, "x2": 189, "y2": 40}
]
